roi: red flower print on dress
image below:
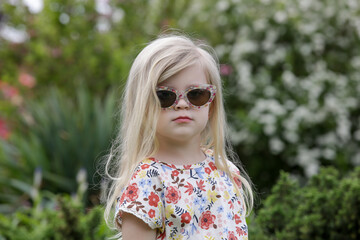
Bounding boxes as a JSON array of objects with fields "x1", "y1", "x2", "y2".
[
  {"x1": 181, "y1": 212, "x2": 192, "y2": 224},
  {"x1": 172, "y1": 170, "x2": 179, "y2": 177},
  {"x1": 158, "y1": 231, "x2": 166, "y2": 240},
  {"x1": 228, "y1": 200, "x2": 234, "y2": 209},
  {"x1": 184, "y1": 182, "x2": 194, "y2": 195},
  {"x1": 184, "y1": 165, "x2": 192, "y2": 170},
  {"x1": 205, "y1": 167, "x2": 211, "y2": 174},
  {"x1": 236, "y1": 226, "x2": 247, "y2": 236},
  {"x1": 234, "y1": 176, "x2": 242, "y2": 188},
  {"x1": 165, "y1": 186, "x2": 181, "y2": 204},
  {"x1": 125, "y1": 183, "x2": 139, "y2": 201},
  {"x1": 119, "y1": 191, "x2": 126, "y2": 204},
  {"x1": 148, "y1": 192, "x2": 160, "y2": 207},
  {"x1": 196, "y1": 180, "x2": 205, "y2": 191},
  {"x1": 148, "y1": 209, "x2": 155, "y2": 218},
  {"x1": 141, "y1": 164, "x2": 150, "y2": 169},
  {"x1": 199, "y1": 211, "x2": 216, "y2": 230},
  {"x1": 227, "y1": 231, "x2": 238, "y2": 240},
  {"x1": 234, "y1": 214, "x2": 242, "y2": 224},
  {"x1": 209, "y1": 162, "x2": 217, "y2": 171}
]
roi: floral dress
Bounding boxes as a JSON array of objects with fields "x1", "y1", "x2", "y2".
[{"x1": 115, "y1": 150, "x2": 248, "y2": 240}]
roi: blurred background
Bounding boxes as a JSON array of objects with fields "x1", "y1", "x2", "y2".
[{"x1": 0, "y1": 0, "x2": 359, "y2": 239}]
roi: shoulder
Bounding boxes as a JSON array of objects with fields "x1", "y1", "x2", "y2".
[
  {"x1": 203, "y1": 148, "x2": 240, "y2": 175},
  {"x1": 137, "y1": 158, "x2": 161, "y2": 170},
  {"x1": 226, "y1": 160, "x2": 241, "y2": 175},
  {"x1": 130, "y1": 158, "x2": 162, "y2": 180},
  {"x1": 204, "y1": 148, "x2": 239, "y2": 174},
  {"x1": 119, "y1": 158, "x2": 164, "y2": 200},
  {"x1": 225, "y1": 160, "x2": 243, "y2": 189}
]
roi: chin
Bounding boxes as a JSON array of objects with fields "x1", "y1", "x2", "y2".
[{"x1": 162, "y1": 132, "x2": 200, "y2": 143}]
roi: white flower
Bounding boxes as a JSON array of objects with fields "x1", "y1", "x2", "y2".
[{"x1": 270, "y1": 137, "x2": 285, "y2": 153}]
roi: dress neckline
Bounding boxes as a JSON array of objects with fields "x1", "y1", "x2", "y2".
[{"x1": 148, "y1": 150, "x2": 213, "y2": 170}]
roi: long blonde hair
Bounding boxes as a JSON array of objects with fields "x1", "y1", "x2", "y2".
[{"x1": 103, "y1": 34, "x2": 254, "y2": 229}]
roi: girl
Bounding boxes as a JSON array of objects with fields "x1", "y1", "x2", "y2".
[{"x1": 104, "y1": 34, "x2": 254, "y2": 240}]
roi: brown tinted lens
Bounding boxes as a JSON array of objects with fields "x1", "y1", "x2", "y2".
[
  {"x1": 156, "y1": 90, "x2": 177, "y2": 108},
  {"x1": 187, "y1": 89, "x2": 211, "y2": 106}
]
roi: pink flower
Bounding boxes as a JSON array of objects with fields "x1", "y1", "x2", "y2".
[
  {"x1": 18, "y1": 72, "x2": 36, "y2": 88},
  {"x1": 0, "y1": 118, "x2": 10, "y2": 140},
  {"x1": 220, "y1": 64, "x2": 233, "y2": 76},
  {"x1": 0, "y1": 82, "x2": 19, "y2": 99}
]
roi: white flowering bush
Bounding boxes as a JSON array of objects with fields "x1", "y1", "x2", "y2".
[{"x1": 178, "y1": 0, "x2": 360, "y2": 186}]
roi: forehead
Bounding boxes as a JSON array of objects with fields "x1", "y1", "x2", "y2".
[{"x1": 159, "y1": 64, "x2": 209, "y2": 89}]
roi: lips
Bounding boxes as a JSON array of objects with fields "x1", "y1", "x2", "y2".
[
  {"x1": 173, "y1": 116, "x2": 192, "y2": 121},
  {"x1": 173, "y1": 116, "x2": 192, "y2": 123}
]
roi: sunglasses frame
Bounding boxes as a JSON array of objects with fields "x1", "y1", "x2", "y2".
[{"x1": 156, "y1": 84, "x2": 217, "y2": 109}]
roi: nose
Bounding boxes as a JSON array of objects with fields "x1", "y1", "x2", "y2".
[{"x1": 174, "y1": 94, "x2": 189, "y2": 110}]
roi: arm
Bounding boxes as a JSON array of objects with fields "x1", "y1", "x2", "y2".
[{"x1": 121, "y1": 213, "x2": 157, "y2": 240}]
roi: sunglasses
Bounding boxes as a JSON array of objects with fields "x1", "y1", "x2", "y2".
[{"x1": 156, "y1": 84, "x2": 217, "y2": 109}]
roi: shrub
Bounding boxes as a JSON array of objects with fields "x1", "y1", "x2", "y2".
[
  {"x1": 0, "y1": 194, "x2": 113, "y2": 240},
  {"x1": 0, "y1": 165, "x2": 114, "y2": 240},
  {"x1": 250, "y1": 166, "x2": 360, "y2": 240},
  {"x1": 177, "y1": 0, "x2": 360, "y2": 192}
]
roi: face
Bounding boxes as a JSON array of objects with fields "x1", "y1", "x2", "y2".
[{"x1": 155, "y1": 63, "x2": 212, "y2": 144}]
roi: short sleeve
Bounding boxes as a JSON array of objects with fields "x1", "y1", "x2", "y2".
[
  {"x1": 227, "y1": 160, "x2": 243, "y2": 189},
  {"x1": 115, "y1": 159, "x2": 164, "y2": 230}
]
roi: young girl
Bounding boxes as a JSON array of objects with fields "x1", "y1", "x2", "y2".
[{"x1": 104, "y1": 34, "x2": 254, "y2": 240}]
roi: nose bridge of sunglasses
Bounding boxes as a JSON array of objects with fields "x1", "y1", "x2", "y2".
[{"x1": 176, "y1": 93, "x2": 190, "y2": 105}]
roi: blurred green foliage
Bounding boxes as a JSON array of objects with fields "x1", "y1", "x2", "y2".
[
  {"x1": 0, "y1": 87, "x2": 118, "y2": 211},
  {"x1": 0, "y1": 0, "x2": 130, "y2": 96},
  {"x1": 250, "y1": 166, "x2": 360, "y2": 239},
  {"x1": 0, "y1": 175, "x2": 114, "y2": 240},
  {"x1": 0, "y1": 198, "x2": 113, "y2": 240}
]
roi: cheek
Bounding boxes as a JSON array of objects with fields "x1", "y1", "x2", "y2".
[
  {"x1": 199, "y1": 107, "x2": 211, "y2": 125},
  {"x1": 156, "y1": 111, "x2": 166, "y2": 128},
  {"x1": 156, "y1": 110, "x2": 174, "y2": 133}
]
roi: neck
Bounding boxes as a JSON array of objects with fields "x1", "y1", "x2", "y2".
[{"x1": 154, "y1": 136, "x2": 206, "y2": 165}]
